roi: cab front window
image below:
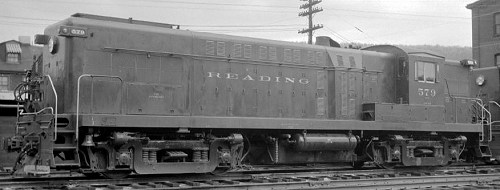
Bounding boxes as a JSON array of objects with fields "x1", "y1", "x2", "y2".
[{"x1": 415, "y1": 61, "x2": 436, "y2": 83}]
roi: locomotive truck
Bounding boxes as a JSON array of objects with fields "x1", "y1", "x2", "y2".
[{"x1": 4, "y1": 13, "x2": 493, "y2": 178}]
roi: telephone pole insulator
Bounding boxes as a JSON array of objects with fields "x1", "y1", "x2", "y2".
[{"x1": 298, "y1": 0, "x2": 323, "y2": 44}]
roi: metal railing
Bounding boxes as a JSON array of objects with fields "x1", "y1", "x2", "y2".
[
  {"x1": 488, "y1": 101, "x2": 500, "y2": 142},
  {"x1": 19, "y1": 75, "x2": 59, "y2": 141},
  {"x1": 46, "y1": 75, "x2": 58, "y2": 141},
  {"x1": 451, "y1": 97, "x2": 491, "y2": 142}
]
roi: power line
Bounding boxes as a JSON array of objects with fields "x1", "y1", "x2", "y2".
[
  {"x1": 323, "y1": 26, "x2": 352, "y2": 44},
  {"x1": 0, "y1": 20, "x2": 48, "y2": 27},
  {"x1": 4, "y1": 0, "x2": 476, "y2": 21},
  {"x1": 324, "y1": 7, "x2": 470, "y2": 20},
  {"x1": 194, "y1": 28, "x2": 299, "y2": 33},
  {"x1": 0, "y1": 15, "x2": 59, "y2": 22},
  {"x1": 125, "y1": 0, "x2": 297, "y2": 9},
  {"x1": 320, "y1": 12, "x2": 379, "y2": 44},
  {"x1": 184, "y1": 24, "x2": 301, "y2": 28}
]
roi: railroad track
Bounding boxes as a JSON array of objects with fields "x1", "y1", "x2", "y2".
[{"x1": 2, "y1": 165, "x2": 500, "y2": 189}]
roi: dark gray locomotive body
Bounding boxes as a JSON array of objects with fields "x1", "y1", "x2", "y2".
[{"x1": 6, "y1": 14, "x2": 487, "y2": 177}]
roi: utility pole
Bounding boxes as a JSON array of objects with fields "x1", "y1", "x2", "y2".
[{"x1": 298, "y1": 0, "x2": 323, "y2": 44}]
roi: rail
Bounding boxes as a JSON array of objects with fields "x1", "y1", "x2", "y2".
[
  {"x1": 46, "y1": 75, "x2": 58, "y2": 141},
  {"x1": 76, "y1": 74, "x2": 123, "y2": 141},
  {"x1": 489, "y1": 101, "x2": 500, "y2": 111},
  {"x1": 489, "y1": 101, "x2": 500, "y2": 139},
  {"x1": 4, "y1": 166, "x2": 500, "y2": 190},
  {"x1": 17, "y1": 107, "x2": 55, "y2": 139},
  {"x1": 19, "y1": 107, "x2": 54, "y2": 116}
]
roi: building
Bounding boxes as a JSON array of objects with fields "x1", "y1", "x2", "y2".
[
  {"x1": 0, "y1": 37, "x2": 42, "y2": 113},
  {"x1": 467, "y1": 0, "x2": 500, "y2": 67},
  {"x1": 0, "y1": 37, "x2": 41, "y2": 170}
]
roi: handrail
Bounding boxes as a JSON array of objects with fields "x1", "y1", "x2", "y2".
[
  {"x1": 477, "y1": 101, "x2": 492, "y2": 142},
  {"x1": 489, "y1": 101, "x2": 500, "y2": 109},
  {"x1": 451, "y1": 97, "x2": 487, "y2": 122},
  {"x1": 473, "y1": 99, "x2": 491, "y2": 142},
  {"x1": 17, "y1": 107, "x2": 55, "y2": 140},
  {"x1": 45, "y1": 75, "x2": 58, "y2": 141},
  {"x1": 488, "y1": 101, "x2": 500, "y2": 141},
  {"x1": 451, "y1": 97, "x2": 491, "y2": 142},
  {"x1": 76, "y1": 74, "x2": 123, "y2": 141},
  {"x1": 19, "y1": 107, "x2": 54, "y2": 116}
]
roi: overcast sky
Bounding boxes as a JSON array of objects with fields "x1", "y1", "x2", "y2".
[{"x1": 1, "y1": 0, "x2": 477, "y2": 46}]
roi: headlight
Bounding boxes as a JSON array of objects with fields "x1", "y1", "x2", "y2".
[
  {"x1": 476, "y1": 75, "x2": 485, "y2": 86},
  {"x1": 48, "y1": 36, "x2": 58, "y2": 54}
]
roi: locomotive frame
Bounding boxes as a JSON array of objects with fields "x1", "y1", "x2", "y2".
[{"x1": 4, "y1": 13, "x2": 492, "y2": 178}]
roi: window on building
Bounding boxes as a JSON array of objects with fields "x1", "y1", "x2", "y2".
[
  {"x1": 7, "y1": 53, "x2": 19, "y2": 63},
  {"x1": 5, "y1": 43, "x2": 21, "y2": 64},
  {"x1": 415, "y1": 61, "x2": 436, "y2": 83},
  {"x1": 495, "y1": 13, "x2": 500, "y2": 36},
  {"x1": 496, "y1": 54, "x2": 500, "y2": 66},
  {"x1": 0, "y1": 76, "x2": 9, "y2": 91}
]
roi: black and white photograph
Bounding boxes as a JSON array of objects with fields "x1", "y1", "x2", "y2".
[{"x1": 0, "y1": 0, "x2": 499, "y2": 189}]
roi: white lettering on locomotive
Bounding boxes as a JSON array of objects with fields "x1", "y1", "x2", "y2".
[
  {"x1": 260, "y1": 76, "x2": 271, "y2": 82},
  {"x1": 148, "y1": 92, "x2": 165, "y2": 99},
  {"x1": 207, "y1": 72, "x2": 310, "y2": 84},
  {"x1": 417, "y1": 88, "x2": 436, "y2": 97},
  {"x1": 242, "y1": 75, "x2": 254, "y2": 81}
]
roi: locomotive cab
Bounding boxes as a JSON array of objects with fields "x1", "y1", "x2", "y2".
[
  {"x1": 358, "y1": 46, "x2": 475, "y2": 167},
  {"x1": 361, "y1": 46, "x2": 446, "y2": 123}
]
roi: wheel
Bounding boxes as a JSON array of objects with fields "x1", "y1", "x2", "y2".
[
  {"x1": 371, "y1": 145, "x2": 397, "y2": 169},
  {"x1": 82, "y1": 171, "x2": 101, "y2": 178},
  {"x1": 210, "y1": 166, "x2": 231, "y2": 175},
  {"x1": 92, "y1": 149, "x2": 131, "y2": 179},
  {"x1": 100, "y1": 170, "x2": 131, "y2": 179},
  {"x1": 380, "y1": 162, "x2": 396, "y2": 169},
  {"x1": 351, "y1": 161, "x2": 365, "y2": 169}
]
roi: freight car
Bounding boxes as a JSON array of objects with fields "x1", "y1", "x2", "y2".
[{"x1": 4, "y1": 13, "x2": 491, "y2": 178}]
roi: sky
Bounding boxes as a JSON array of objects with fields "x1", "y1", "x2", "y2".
[{"x1": 0, "y1": 0, "x2": 478, "y2": 47}]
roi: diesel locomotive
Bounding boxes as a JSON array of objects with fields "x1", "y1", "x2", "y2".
[{"x1": 4, "y1": 13, "x2": 495, "y2": 178}]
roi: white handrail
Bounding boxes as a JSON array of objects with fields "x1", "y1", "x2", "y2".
[
  {"x1": 488, "y1": 101, "x2": 500, "y2": 142},
  {"x1": 489, "y1": 101, "x2": 500, "y2": 109},
  {"x1": 45, "y1": 75, "x2": 58, "y2": 141},
  {"x1": 19, "y1": 107, "x2": 54, "y2": 116},
  {"x1": 476, "y1": 101, "x2": 492, "y2": 142},
  {"x1": 452, "y1": 97, "x2": 491, "y2": 142}
]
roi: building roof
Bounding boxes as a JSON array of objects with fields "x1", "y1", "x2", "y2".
[{"x1": 466, "y1": 0, "x2": 497, "y2": 9}]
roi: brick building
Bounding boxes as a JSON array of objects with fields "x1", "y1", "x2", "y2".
[
  {"x1": 467, "y1": 0, "x2": 500, "y2": 67},
  {"x1": 0, "y1": 37, "x2": 42, "y2": 113}
]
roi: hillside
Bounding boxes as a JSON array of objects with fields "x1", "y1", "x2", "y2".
[
  {"x1": 340, "y1": 43, "x2": 472, "y2": 61},
  {"x1": 397, "y1": 44, "x2": 472, "y2": 61}
]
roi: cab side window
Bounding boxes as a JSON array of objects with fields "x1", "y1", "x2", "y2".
[{"x1": 415, "y1": 61, "x2": 436, "y2": 83}]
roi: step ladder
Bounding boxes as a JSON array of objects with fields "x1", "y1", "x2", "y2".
[
  {"x1": 469, "y1": 99, "x2": 493, "y2": 158},
  {"x1": 52, "y1": 116, "x2": 80, "y2": 168},
  {"x1": 471, "y1": 99, "x2": 493, "y2": 142}
]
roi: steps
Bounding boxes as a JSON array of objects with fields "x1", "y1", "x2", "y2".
[
  {"x1": 52, "y1": 116, "x2": 80, "y2": 167},
  {"x1": 478, "y1": 142, "x2": 492, "y2": 157}
]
